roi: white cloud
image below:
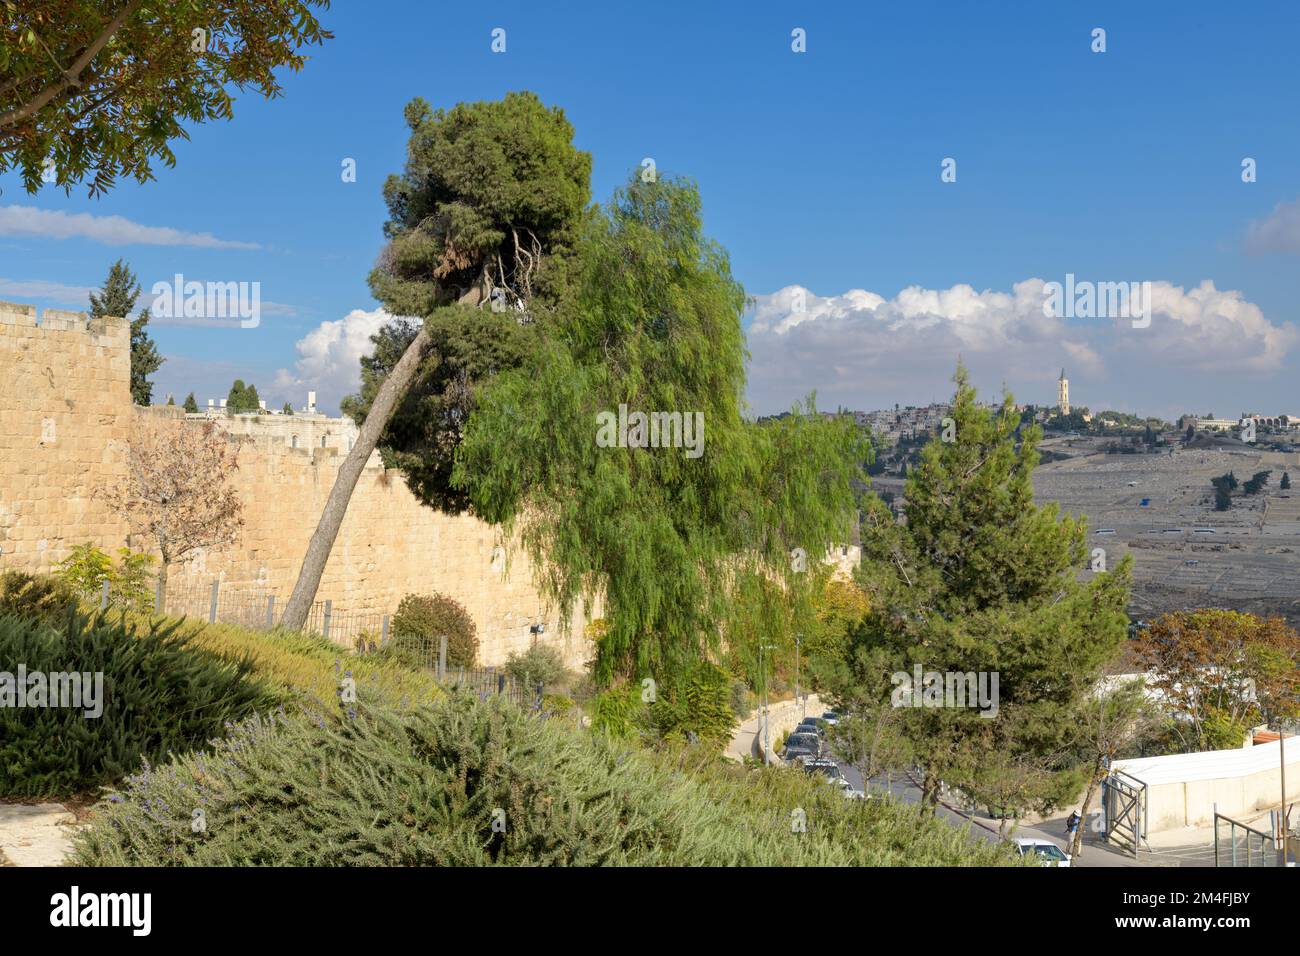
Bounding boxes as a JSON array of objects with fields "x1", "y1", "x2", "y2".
[
  {"x1": 273, "y1": 308, "x2": 394, "y2": 414},
  {"x1": 1246, "y1": 197, "x2": 1300, "y2": 255},
  {"x1": 0, "y1": 205, "x2": 259, "y2": 249},
  {"x1": 745, "y1": 279, "x2": 1296, "y2": 415},
  {"x1": 0, "y1": 277, "x2": 94, "y2": 306}
]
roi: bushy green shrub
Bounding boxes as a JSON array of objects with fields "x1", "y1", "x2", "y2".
[
  {"x1": 648, "y1": 660, "x2": 737, "y2": 744},
  {"x1": 540, "y1": 693, "x2": 575, "y2": 716},
  {"x1": 504, "y1": 643, "x2": 569, "y2": 690},
  {"x1": 52, "y1": 543, "x2": 156, "y2": 613},
  {"x1": 0, "y1": 610, "x2": 275, "y2": 798},
  {"x1": 729, "y1": 678, "x2": 755, "y2": 720},
  {"x1": 108, "y1": 549, "x2": 157, "y2": 614},
  {"x1": 589, "y1": 682, "x2": 642, "y2": 739},
  {"x1": 391, "y1": 592, "x2": 478, "y2": 668},
  {"x1": 53, "y1": 542, "x2": 113, "y2": 598},
  {"x1": 0, "y1": 571, "x2": 76, "y2": 621},
  {"x1": 72, "y1": 695, "x2": 1018, "y2": 866}
]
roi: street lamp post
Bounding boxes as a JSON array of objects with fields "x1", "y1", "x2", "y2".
[
  {"x1": 758, "y1": 639, "x2": 778, "y2": 764},
  {"x1": 795, "y1": 633, "x2": 802, "y2": 719}
]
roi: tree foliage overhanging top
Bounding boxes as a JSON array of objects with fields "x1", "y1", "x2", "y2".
[
  {"x1": 0, "y1": 0, "x2": 333, "y2": 195},
  {"x1": 452, "y1": 174, "x2": 868, "y2": 686}
]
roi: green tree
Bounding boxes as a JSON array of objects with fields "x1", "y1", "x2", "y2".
[
  {"x1": 1283, "y1": 472, "x2": 1291, "y2": 491},
  {"x1": 88, "y1": 259, "x2": 162, "y2": 405},
  {"x1": 281, "y1": 402, "x2": 294, "y2": 416},
  {"x1": 453, "y1": 175, "x2": 866, "y2": 688},
  {"x1": 281, "y1": 92, "x2": 592, "y2": 629},
  {"x1": 183, "y1": 393, "x2": 199, "y2": 414},
  {"x1": 0, "y1": 1, "x2": 332, "y2": 194},
  {"x1": 849, "y1": 365, "x2": 1132, "y2": 816},
  {"x1": 1243, "y1": 470, "x2": 1271, "y2": 495},
  {"x1": 226, "y1": 379, "x2": 259, "y2": 413}
]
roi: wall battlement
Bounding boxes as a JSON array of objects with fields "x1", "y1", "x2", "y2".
[
  {"x1": 0, "y1": 299, "x2": 130, "y2": 346},
  {"x1": 0, "y1": 298, "x2": 593, "y2": 666}
]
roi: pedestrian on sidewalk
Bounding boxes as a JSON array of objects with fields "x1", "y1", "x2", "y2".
[{"x1": 1066, "y1": 809, "x2": 1081, "y2": 853}]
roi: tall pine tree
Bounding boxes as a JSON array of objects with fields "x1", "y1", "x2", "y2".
[
  {"x1": 89, "y1": 259, "x2": 163, "y2": 405},
  {"x1": 849, "y1": 364, "x2": 1132, "y2": 819}
]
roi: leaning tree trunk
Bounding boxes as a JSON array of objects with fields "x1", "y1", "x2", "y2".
[
  {"x1": 1072, "y1": 765, "x2": 1103, "y2": 859},
  {"x1": 279, "y1": 281, "x2": 489, "y2": 630}
]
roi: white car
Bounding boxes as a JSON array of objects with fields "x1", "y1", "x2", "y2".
[
  {"x1": 834, "y1": 777, "x2": 866, "y2": 800},
  {"x1": 1012, "y1": 839, "x2": 1072, "y2": 867}
]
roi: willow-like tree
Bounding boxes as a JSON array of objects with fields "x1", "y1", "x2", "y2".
[
  {"x1": 453, "y1": 175, "x2": 866, "y2": 688},
  {"x1": 280, "y1": 92, "x2": 591, "y2": 628},
  {"x1": 850, "y1": 365, "x2": 1132, "y2": 817}
]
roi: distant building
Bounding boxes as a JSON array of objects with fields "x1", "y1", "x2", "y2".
[
  {"x1": 1192, "y1": 418, "x2": 1240, "y2": 433},
  {"x1": 854, "y1": 402, "x2": 953, "y2": 443},
  {"x1": 187, "y1": 391, "x2": 359, "y2": 453},
  {"x1": 1057, "y1": 368, "x2": 1070, "y2": 415}
]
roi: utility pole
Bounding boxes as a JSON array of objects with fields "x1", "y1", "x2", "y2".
[{"x1": 1281, "y1": 725, "x2": 1291, "y2": 865}]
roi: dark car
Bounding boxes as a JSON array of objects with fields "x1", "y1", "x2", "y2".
[
  {"x1": 794, "y1": 718, "x2": 826, "y2": 737},
  {"x1": 783, "y1": 732, "x2": 822, "y2": 760},
  {"x1": 782, "y1": 745, "x2": 819, "y2": 766}
]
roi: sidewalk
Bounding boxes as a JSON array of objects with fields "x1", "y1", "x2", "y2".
[
  {"x1": 726, "y1": 693, "x2": 823, "y2": 762},
  {"x1": 0, "y1": 802, "x2": 79, "y2": 867}
]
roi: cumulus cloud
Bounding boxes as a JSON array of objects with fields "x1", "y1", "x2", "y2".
[
  {"x1": 273, "y1": 308, "x2": 394, "y2": 413},
  {"x1": 745, "y1": 279, "x2": 1296, "y2": 416},
  {"x1": 1246, "y1": 197, "x2": 1300, "y2": 255},
  {"x1": 0, "y1": 205, "x2": 259, "y2": 249}
]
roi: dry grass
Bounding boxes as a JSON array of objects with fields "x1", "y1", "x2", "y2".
[
  {"x1": 99, "y1": 603, "x2": 445, "y2": 713},
  {"x1": 176, "y1": 618, "x2": 444, "y2": 710}
]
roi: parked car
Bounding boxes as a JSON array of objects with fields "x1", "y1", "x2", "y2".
[
  {"x1": 794, "y1": 718, "x2": 825, "y2": 737},
  {"x1": 802, "y1": 758, "x2": 843, "y2": 782},
  {"x1": 820, "y1": 711, "x2": 840, "y2": 726},
  {"x1": 1012, "y1": 839, "x2": 1072, "y2": 867},
  {"x1": 834, "y1": 777, "x2": 867, "y2": 800},
  {"x1": 784, "y1": 732, "x2": 822, "y2": 758}
]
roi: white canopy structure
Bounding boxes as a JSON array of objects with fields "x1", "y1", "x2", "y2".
[{"x1": 1111, "y1": 738, "x2": 1300, "y2": 832}]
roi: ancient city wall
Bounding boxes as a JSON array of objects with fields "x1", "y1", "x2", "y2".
[{"x1": 0, "y1": 300, "x2": 593, "y2": 667}]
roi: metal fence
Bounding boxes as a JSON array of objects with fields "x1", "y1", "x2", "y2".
[
  {"x1": 1213, "y1": 810, "x2": 1294, "y2": 867},
  {"x1": 358, "y1": 630, "x2": 540, "y2": 709},
  {"x1": 155, "y1": 578, "x2": 388, "y2": 649},
  {"x1": 96, "y1": 576, "x2": 541, "y2": 709}
]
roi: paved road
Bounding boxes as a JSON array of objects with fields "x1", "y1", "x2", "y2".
[{"x1": 828, "y1": 760, "x2": 1187, "y2": 867}]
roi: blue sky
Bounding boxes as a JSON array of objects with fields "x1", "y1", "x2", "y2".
[{"x1": 3, "y1": 0, "x2": 1298, "y2": 418}]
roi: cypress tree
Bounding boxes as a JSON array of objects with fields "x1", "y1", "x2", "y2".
[{"x1": 89, "y1": 259, "x2": 163, "y2": 405}]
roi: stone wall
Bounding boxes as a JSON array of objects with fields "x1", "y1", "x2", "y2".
[{"x1": 0, "y1": 300, "x2": 594, "y2": 668}]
